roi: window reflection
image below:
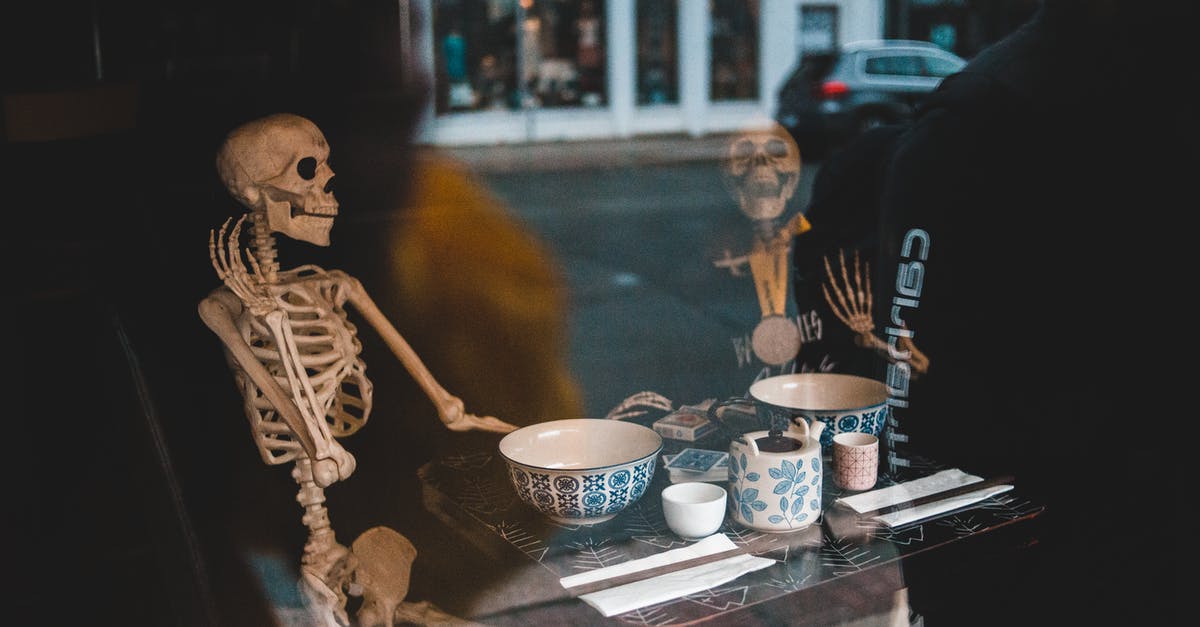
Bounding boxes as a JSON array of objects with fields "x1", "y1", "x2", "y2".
[
  {"x1": 636, "y1": 0, "x2": 677, "y2": 105},
  {"x1": 710, "y1": 0, "x2": 758, "y2": 101},
  {"x1": 433, "y1": 0, "x2": 607, "y2": 114}
]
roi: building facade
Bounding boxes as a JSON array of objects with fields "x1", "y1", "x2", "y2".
[{"x1": 414, "y1": 0, "x2": 884, "y2": 146}]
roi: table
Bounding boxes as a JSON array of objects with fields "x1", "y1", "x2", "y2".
[{"x1": 415, "y1": 416, "x2": 1043, "y2": 625}]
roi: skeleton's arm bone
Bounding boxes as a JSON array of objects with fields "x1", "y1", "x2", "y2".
[
  {"x1": 260, "y1": 309, "x2": 354, "y2": 481},
  {"x1": 343, "y1": 277, "x2": 517, "y2": 434},
  {"x1": 199, "y1": 290, "x2": 342, "y2": 486}
]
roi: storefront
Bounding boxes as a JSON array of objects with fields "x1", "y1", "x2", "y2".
[
  {"x1": 884, "y1": 0, "x2": 1039, "y2": 58},
  {"x1": 415, "y1": 0, "x2": 883, "y2": 146}
]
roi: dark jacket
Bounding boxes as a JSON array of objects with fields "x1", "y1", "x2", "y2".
[{"x1": 871, "y1": 2, "x2": 1187, "y2": 623}]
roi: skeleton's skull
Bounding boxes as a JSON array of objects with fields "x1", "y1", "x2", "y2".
[
  {"x1": 722, "y1": 124, "x2": 802, "y2": 221},
  {"x1": 216, "y1": 113, "x2": 338, "y2": 246}
]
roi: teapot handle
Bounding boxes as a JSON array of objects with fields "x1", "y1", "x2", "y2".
[{"x1": 786, "y1": 414, "x2": 811, "y2": 444}]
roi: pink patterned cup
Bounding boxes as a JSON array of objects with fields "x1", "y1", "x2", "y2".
[{"x1": 833, "y1": 432, "x2": 879, "y2": 491}]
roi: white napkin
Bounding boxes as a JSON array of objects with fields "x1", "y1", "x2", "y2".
[
  {"x1": 559, "y1": 533, "x2": 773, "y2": 617},
  {"x1": 835, "y1": 468, "x2": 1013, "y2": 528}
]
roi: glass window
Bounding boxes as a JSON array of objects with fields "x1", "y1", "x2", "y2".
[
  {"x1": 524, "y1": 0, "x2": 608, "y2": 108},
  {"x1": 798, "y1": 4, "x2": 839, "y2": 53},
  {"x1": 922, "y1": 54, "x2": 966, "y2": 77},
  {"x1": 432, "y1": 0, "x2": 607, "y2": 114},
  {"x1": 710, "y1": 0, "x2": 758, "y2": 101},
  {"x1": 864, "y1": 54, "x2": 924, "y2": 77},
  {"x1": 636, "y1": 0, "x2": 677, "y2": 105},
  {"x1": 433, "y1": 0, "x2": 518, "y2": 113}
]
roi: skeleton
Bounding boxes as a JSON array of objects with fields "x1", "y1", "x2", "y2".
[
  {"x1": 821, "y1": 248, "x2": 929, "y2": 376},
  {"x1": 198, "y1": 113, "x2": 511, "y2": 626},
  {"x1": 713, "y1": 123, "x2": 812, "y2": 366}
]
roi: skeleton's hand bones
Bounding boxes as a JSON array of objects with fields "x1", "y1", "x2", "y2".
[
  {"x1": 822, "y1": 248, "x2": 929, "y2": 376},
  {"x1": 210, "y1": 215, "x2": 276, "y2": 317},
  {"x1": 437, "y1": 392, "x2": 517, "y2": 434},
  {"x1": 822, "y1": 249, "x2": 874, "y2": 337}
]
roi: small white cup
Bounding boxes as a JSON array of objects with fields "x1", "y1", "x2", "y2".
[
  {"x1": 833, "y1": 432, "x2": 879, "y2": 491},
  {"x1": 661, "y1": 482, "x2": 727, "y2": 540}
]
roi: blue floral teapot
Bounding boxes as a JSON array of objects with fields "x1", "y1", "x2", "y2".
[{"x1": 727, "y1": 418, "x2": 824, "y2": 533}]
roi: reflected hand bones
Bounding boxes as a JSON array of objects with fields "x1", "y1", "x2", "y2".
[{"x1": 822, "y1": 249, "x2": 928, "y2": 376}]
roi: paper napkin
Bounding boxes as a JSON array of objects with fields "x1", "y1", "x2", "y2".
[
  {"x1": 559, "y1": 533, "x2": 773, "y2": 617},
  {"x1": 835, "y1": 468, "x2": 1013, "y2": 528}
]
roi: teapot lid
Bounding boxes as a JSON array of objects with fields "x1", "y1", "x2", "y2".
[
  {"x1": 740, "y1": 418, "x2": 812, "y2": 455},
  {"x1": 755, "y1": 433, "x2": 802, "y2": 453}
]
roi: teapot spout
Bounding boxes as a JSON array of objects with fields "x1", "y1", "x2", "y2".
[{"x1": 807, "y1": 419, "x2": 825, "y2": 445}]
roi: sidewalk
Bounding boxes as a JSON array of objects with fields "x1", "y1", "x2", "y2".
[{"x1": 419, "y1": 132, "x2": 739, "y2": 175}]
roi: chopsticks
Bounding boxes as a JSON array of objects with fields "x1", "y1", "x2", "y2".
[
  {"x1": 850, "y1": 474, "x2": 1015, "y2": 518},
  {"x1": 563, "y1": 535, "x2": 780, "y2": 598}
]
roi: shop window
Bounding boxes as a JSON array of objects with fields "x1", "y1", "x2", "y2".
[
  {"x1": 433, "y1": 0, "x2": 517, "y2": 112},
  {"x1": 798, "y1": 4, "x2": 838, "y2": 53},
  {"x1": 433, "y1": 0, "x2": 606, "y2": 114},
  {"x1": 710, "y1": 0, "x2": 758, "y2": 101},
  {"x1": 636, "y1": 0, "x2": 677, "y2": 105}
]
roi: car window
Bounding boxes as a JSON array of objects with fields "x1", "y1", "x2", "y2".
[
  {"x1": 922, "y1": 54, "x2": 966, "y2": 77},
  {"x1": 864, "y1": 54, "x2": 925, "y2": 77}
]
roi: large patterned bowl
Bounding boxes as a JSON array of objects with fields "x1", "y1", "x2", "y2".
[
  {"x1": 499, "y1": 419, "x2": 663, "y2": 525},
  {"x1": 749, "y1": 373, "x2": 890, "y2": 448}
]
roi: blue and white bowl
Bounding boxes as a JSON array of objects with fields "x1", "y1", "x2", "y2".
[
  {"x1": 749, "y1": 373, "x2": 890, "y2": 448},
  {"x1": 499, "y1": 418, "x2": 663, "y2": 525}
]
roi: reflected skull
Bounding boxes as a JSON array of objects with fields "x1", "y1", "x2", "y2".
[
  {"x1": 216, "y1": 113, "x2": 338, "y2": 246},
  {"x1": 722, "y1": 124, "x2": 802, "y2": 221}
]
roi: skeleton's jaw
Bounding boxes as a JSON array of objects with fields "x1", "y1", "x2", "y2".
[
  {"x1": 290, "y1": 214, "x2": 335, "y2": 247},
  {"x1": 740, "y1": 194, "x2": 787, "y2": 221},
  {"x1": 264, "y1": 195, "x2": 337, "y2": 246}
]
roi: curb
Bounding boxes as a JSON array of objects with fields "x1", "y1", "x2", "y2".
[{"x1": 419, "y1": 133, "x2": 740, "y2": 175}]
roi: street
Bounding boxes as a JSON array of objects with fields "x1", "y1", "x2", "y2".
[{"x1": 460, "y1": 149, "x2": 821, "y2": 418}]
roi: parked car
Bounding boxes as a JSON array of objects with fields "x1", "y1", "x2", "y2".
[{"x1": 775, "y1": 40, "x2": 967, "y2": 159}]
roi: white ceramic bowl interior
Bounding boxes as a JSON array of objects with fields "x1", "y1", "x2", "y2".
[
  {"x1": 749, "y1": 373, "x2": 888, "y2": 411},
  {"x1": 499, "y1": 418, "x2": 663, "y2": 470}
]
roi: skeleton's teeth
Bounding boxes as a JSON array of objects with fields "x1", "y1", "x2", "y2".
[{"x1": 298, "y1": 205, "x2": 337, "y2": 218}]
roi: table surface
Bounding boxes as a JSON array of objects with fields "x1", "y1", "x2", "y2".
[{"x1": 417, "y1": 417, "x2": 1043, "y2": 625}]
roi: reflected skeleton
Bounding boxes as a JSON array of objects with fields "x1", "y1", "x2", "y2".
[
  {"x1": 713, "y1": 123, "x2": 812, "y2": 366},
  {"x1": 198, "y1": 113, "x2": 514, "y2": 626}
]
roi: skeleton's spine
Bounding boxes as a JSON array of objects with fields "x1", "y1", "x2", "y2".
[
  {"x1": 252, "y1": 212, "x2": 280, "y2": 283},
  {"x1": 293, "y1": 457, "x2": 336, "y2": 565}
]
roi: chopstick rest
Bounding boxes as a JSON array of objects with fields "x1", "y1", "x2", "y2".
[{"x1": 835, "y1": 469, "x2": 1014, "y2": 528}]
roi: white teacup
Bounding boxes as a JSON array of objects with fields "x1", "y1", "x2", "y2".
[{"x1": 661, "y1": 482, "x2": 727, "y2": 540}]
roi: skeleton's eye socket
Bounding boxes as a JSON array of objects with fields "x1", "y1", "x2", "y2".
[
  {"x1": 297, "y1": 157, "x2": 318, "y2": 180},
  {"x1": 733, "y1": 140, "x2": 755, "y2": 160},
  {"x1": 766, "y1": 139, "x2": 789, "y2": 158}
]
